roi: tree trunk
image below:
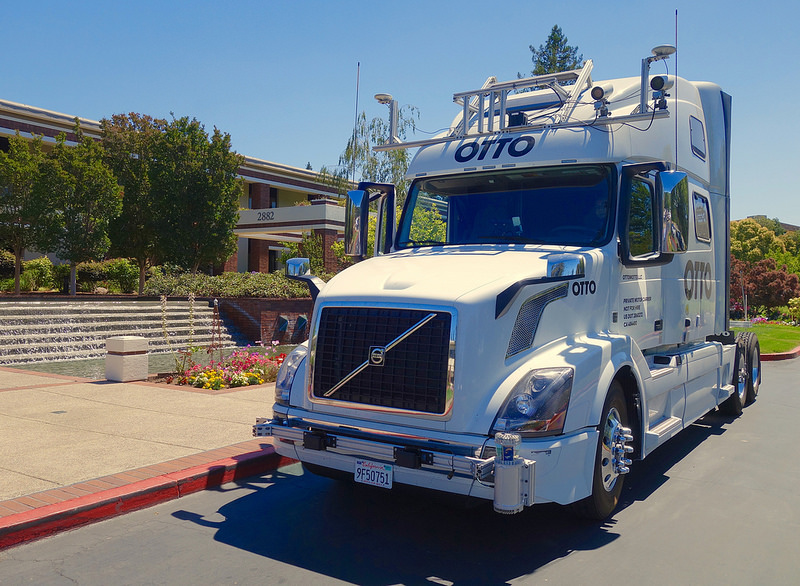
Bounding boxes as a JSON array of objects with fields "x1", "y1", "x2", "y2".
[
  {"x1": 13, "y1": 244, "x2": 23, "y2": 296},
  {"x1": 138, "y1": 259, "x2": 147, "y2": 296},
  {"x1": 69, "y1": 263, "x2": 77, "y2": 296}
]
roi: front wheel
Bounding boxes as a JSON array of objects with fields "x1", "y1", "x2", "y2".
[{"x1": 572, "y1": 382, "x2": 633, "y2": 520}]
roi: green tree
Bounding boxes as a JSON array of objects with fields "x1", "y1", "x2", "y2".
[
  {"x1": 526, "y1": 25, "x2": 583, "y2": 77},
  {"x1": 750, "y1": 215, "x2": 785, "y2": 236},
  {"x1": 409, "y1": 203, "x2": 447, "y2": 243},
  {"x1": 0, "y1": 133, "x2": 47, "y2": 294},
  {"x1": 36, "y1": 123, "x2": 123, "y2": 295},
  {"x1": 730, "y1": 218, "x2": 784, "y2": 264},
  {"x1": 100, "y1": 113, "x2": 166, "y2": 293},
  {"x1": 151, "y1": 116, "x2": 244, "y2": 273}
]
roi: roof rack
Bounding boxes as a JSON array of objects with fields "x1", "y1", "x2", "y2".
[
  {"x1": 452, "y1": 60, "x2": 593, "y2": 136},
  {"x1": 373, "y1": 59, "x2": 669, "y2": 152}
]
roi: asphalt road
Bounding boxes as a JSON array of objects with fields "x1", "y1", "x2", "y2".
[{"x1": 1, "y1": 360, "x2": 798, "y2": 585}]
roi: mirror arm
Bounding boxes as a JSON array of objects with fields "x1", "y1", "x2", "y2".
[{"x1": 287, "y1": 274, "x2": 325, "y2": 302}]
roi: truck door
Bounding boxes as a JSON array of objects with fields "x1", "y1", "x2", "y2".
[{"x1": 615, "y1": 167, "x2": 664, "y2": 351}]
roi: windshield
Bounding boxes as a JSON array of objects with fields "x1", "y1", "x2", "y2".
[{"x1": 397, "y1": 165, "x2": 615, "y2": 248}]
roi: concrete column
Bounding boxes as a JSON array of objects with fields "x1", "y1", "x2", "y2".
[
  {"x1": 250, "y1": 183, "x2": 271, "y2": 209},
  {"x1": 248, "y1": 239, "x2": 271, "y2": 273},
  {"x1": 105, "y1": 336, "x2": 148, "y2": 382},
  {"x1": 313, "y1": 228, "x2": 339, "y2": 273}
]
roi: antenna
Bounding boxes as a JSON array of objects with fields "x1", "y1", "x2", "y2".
[
  {"x1": 675, "y1": 10, "x2": 679, "y2": 168},
  {"x1": 351, "y1": 62, "x2": 360, "y2": 183}
]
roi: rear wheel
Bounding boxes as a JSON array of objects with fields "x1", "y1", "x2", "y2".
[
  {"x1": 744, "y1": 333, "x2": 761, "y2": 405},
  {"x1": 572, "y1": 382, "x2": 632, "y2": 520},
  {"x1": 720, "y1": 334, "x2": 747, "y2": 416}
]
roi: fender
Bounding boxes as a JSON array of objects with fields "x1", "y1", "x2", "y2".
[{"x1": 571, "y1": 333, "x2": 648, "y2": 435}]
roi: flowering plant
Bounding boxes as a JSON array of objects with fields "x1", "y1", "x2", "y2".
[{"x1": 176, "y1": 342, "x2": 289, "y2": 390}]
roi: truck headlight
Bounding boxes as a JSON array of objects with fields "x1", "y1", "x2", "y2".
[
  {"x1": 492, "y1": 367, "x2": 573, "y2": 437},
  {"x1": 274, "y1": 344, "x2": 308, "y2": 406}
]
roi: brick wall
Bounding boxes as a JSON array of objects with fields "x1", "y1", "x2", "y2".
[{"x1": 218, "y1": 298, "x2": 313, "y2": 345}]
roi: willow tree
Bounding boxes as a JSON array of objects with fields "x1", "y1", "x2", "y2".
[{"x1": 338, "y1": 105, "x2": 418, "y2": 204}]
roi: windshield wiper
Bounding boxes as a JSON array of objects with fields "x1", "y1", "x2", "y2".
[{"x1": 403, "y1": 239, "x2": 446, "y2": 247}]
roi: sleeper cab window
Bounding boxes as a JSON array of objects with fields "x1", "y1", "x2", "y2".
[
  {"x1": 690, "y1": 116, "x2": 706, "y2": 160},
  {"x1": 693, "y1": 193, "x2": 711, "y2": 242}
]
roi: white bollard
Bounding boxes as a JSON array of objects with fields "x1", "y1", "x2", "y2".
[{"x1": 105, "y1": 336, "x2": 148, "y2": 382}]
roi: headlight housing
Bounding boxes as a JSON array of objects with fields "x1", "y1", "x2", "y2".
[
  {"x1": 492, "y1": 367, "x2": 573, "y2": 437},
  {"x1": 274, "y1": 344, "x2": 308, "y2": 406}
]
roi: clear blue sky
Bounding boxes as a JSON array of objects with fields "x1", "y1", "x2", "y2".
[{"x1": 4, "y1": 0, "x2": 798, "y2": 223}]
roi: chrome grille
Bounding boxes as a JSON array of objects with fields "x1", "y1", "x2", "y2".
[{"x1": 313, "y1": 307, "x2": 452, "y2": 414}]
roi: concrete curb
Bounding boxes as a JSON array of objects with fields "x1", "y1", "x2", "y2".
[{"x1": 0, "y1": 446, "x2": 296, "y2": 551}]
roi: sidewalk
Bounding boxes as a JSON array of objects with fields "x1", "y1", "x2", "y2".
[{"x1": 0, "y1": 366, "x2": 293, "y2": 550}]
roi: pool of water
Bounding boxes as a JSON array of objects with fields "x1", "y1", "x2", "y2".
[{"x1": 11, "y1": 346, "x2": 292, "y2": 380}]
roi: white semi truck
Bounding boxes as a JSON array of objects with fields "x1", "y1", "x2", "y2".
[{"x1": 255, "y1": 45, "x2": 761, "y2": 519}]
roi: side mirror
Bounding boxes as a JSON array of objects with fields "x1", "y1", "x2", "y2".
[
  {"x1": 345, "y1": 189, "x2": 370, "y2": 258},
  {"x1": 286, "y1": 257, "x2": 311, "y2": 277},
  {"x1": 657, "y1": 171, "x2": 689, "y2": 253}
]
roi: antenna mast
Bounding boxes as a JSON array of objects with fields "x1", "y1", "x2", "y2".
[
  {"x1": 351, "y1": 62, "x2": 360, "y2": 183},
  {"x1": 675, "y1": 10, "x2": 679, "y2": 167}
]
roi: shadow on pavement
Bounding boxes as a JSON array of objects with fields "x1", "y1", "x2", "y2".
[{"x1": 171, "y1": 410, "x2": 735, "y2": 585}]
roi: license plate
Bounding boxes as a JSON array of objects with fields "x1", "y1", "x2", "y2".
[{"x1": 354, "y1": 459, "x2": 393, "y2": 489}]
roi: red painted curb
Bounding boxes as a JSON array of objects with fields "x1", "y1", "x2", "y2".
[
  {"x1": 761, "y1": 345, "x2": 800, "y2": 361},
  {"x1": 0, "y1": 447, "x2": 296, "y2": 551}
]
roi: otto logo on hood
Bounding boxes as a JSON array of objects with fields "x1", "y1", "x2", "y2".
[{"x1": 454, "y1": 136, "x2": 535, "y2": 163}]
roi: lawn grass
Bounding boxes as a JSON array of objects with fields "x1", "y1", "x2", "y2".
[{"x1": 731, "y1": 323, "x2": 800, "y2": 354}]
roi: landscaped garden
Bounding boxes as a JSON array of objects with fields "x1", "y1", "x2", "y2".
[{"x1": 731, "y1": 321, "x2": 800, "y2": 354}]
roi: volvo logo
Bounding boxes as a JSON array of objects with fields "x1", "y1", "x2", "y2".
[{"x1": 369, "y1": 346, "x2": 386, "y2": 366}]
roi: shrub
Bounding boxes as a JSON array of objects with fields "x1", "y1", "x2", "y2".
[
  {"x1": 104, "y1": 258, "x2": 138, "y2": 293},
  {"x1": 0, "y1": 250, "x2": 14, "y2": 279},
  {"x1": 52, "y1": 264, "x2": 71, "y2": 293},
  {"x1": 22, "y1": 256, "x2": 54, "y2": 291},
  {"x1": 77, "y1": 261, "x2": 108, "y2": 288},
  {"x1": 142, "y1": 269, "x2": 310, "y2": 298}
]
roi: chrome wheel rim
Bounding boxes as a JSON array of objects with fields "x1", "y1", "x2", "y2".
[{"x1": 601, "y1": 407, "x2": 623, "y2": 492}]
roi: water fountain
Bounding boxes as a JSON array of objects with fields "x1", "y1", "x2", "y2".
[{"x1": 0, "y1": 298, "x2": 244, "y2": 375}]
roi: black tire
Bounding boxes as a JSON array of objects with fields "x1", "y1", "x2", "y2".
[
  {"x1": 744, "y1": 332, "x2": 761, "y2": 405},
  {"x1": 720, "y1": 334, "x2": 747, "y2": 416},
  {"x1": 572, "y1": 381, "x2": 630, "y2": 520}
]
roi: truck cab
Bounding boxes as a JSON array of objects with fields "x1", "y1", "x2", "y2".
[{"x1": 256, "y1": 46, "x2": 760, "y2": 519}]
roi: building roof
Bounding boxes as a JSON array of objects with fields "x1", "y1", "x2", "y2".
[{"x1": 0, "y1": 98, "x2": 341, "y2": 198}]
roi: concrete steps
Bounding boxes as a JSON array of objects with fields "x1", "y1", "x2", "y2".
[{"x1": 0, "y1": 299, "x2": 244, "y2": 365}]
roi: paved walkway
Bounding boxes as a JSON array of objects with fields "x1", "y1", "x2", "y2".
[{"x1": 0, "y1": 366, "x2": 291, "y2": 550}]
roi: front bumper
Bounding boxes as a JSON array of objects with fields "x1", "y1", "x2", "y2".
[{"x1": 254, "y1": 416, "x2": 541, "y2": 512}]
